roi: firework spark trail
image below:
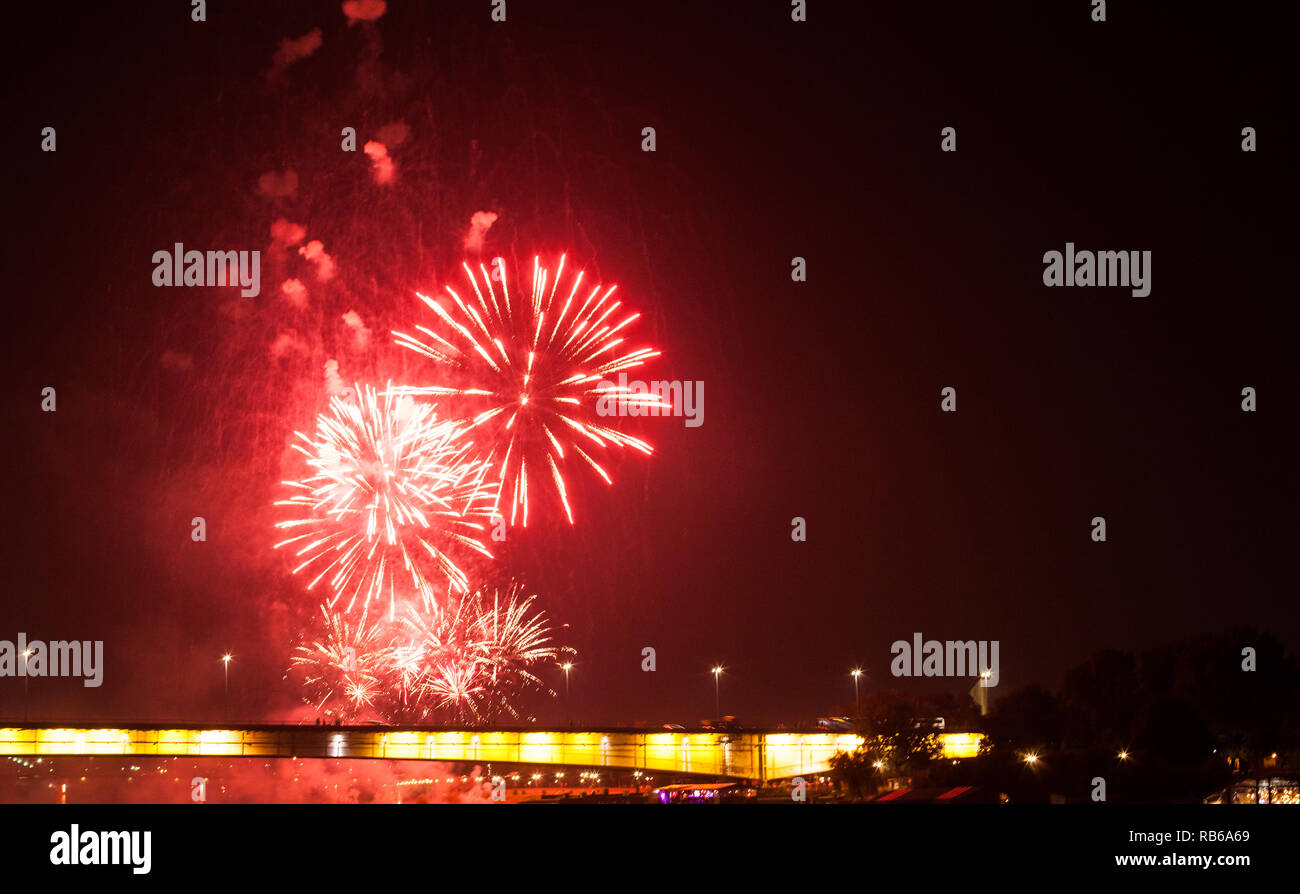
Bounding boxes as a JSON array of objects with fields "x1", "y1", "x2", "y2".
[
  {"x1": 290, "y1": 606, "x2": 392, "y2": 722},
  {"x1": 395, "y1": 593, "x2": 487, "y2": 723},
  {"x1": 399, "y1": 583, "x2": 572, "y2": 723},
  {"x1": 274, "y1": 383, "x2": 497, "y2": 620},
  {"x1": 392, "y1": 255, "x2": 667, "y2": 526},
  {"x1": 290, "y1": 584, "x2": 572, "y2": 724},
  {"x1": 473, "y1": 587, "x2": 567, "y2": 693}
]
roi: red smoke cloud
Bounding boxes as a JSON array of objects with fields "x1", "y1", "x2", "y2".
[
  {"x1": 324, "y1": 358, "x2": 347, "y2": 395},
  {"x1": 343, "y1": 0, "x2": 387, "y2": 24},
  {"x1": 298, "y1": 240, "x2": 337, "y2": 281},
  {"x1": 10, "y1": 758, "x2": 493, "y2": 804},
  {"x1": 375, "y1": 121, "x2": 409, "y2": 147},
  {"x1": 280, "y1": 278, "x2": 309, "y2": 309},
  {"x1": 463, "y1": 211, "x2": 498, "y2": 253},
  {"x1": 363, "y1": 140, "x2": 395, "y2": 185},
  {"x1": 271, "y1": 28, "x2": 323, "y2": 72},
  {"x1": 270, "y1": 218, "x2": 307, "y2": 248},
  {"x1": 257, "y1": 170, "x2": 299, "y2": 200},
  {"x1": 341, "y1": 310, "x2": 371, "y2": 351},
  {"x1": 159, "y1": 350, "x2": 194, "y2": 371}
]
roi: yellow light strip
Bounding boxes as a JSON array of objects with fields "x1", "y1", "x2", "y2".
[{"x1": 0, "y1": 728, "x2": 981, "y2": 778}]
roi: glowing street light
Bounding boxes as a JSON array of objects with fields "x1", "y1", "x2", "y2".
[
  {"x1": 712, "y1": 666, "x2": 724, "y2": 718},
  {"x1": 221, "y1": 654, "x2": 233, "y2": 720},
  {"x1": 1023, "y1": 752, "x2": 1040, "y2": 765},
  {"x1": 1118, "y1": 750, "x2": 1129, "y2": 761},
  {"x1": 976, "y1": 669, "x2": 994, "y2": 716},
  {"x1": 22, "y1": 649, "x2": 33, "y2": 722},
  {"x1": 850, "y1": 668, "x2": 863, "y2": 717},
  {"x1": 561, "y1": 662, "x2": 573, "y2": 724}
]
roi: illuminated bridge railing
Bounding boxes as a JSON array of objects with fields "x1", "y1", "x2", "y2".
[{"x1": 0, "y1": 726, "x2": 981, "y2": 780}]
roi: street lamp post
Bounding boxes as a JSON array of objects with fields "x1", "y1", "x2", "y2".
[
  {"x1": 712, "y1": 666, "x2": 723, "y2": 718},
  {"x1": 851, "y1": 668, "x2": 863, "y2": 717},
  {"x1": 562, "y1": 663, "x2": 573, "y2": 724},
  {"x1": 22, "y1": 649, "x2": 33, "y2": 722},
  {"x1": 222, "y1": 654, "x2": 232, "y2": 720},
  {"x1": 978, "y1": 669, "x2": 992, "y2": 716}
]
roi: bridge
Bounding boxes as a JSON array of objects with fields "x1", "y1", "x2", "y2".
[{"x1": 0, "y1": 724, "x2": 982, "y2": 781}]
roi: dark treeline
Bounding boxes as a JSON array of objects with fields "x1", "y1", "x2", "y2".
[{"x1": 832, "y1": 629, "x2": 1298, "y2": 803}]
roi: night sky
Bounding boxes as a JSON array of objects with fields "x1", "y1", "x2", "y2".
[{"x1": 5, "y1": 0, "x2": 1295, "y2": 726}]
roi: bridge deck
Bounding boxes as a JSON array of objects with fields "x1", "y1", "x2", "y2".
[{"x1": 0, "y1": 725, "x2": 867, "y2": 781}]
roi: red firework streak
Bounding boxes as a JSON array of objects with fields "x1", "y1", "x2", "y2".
[{"x1": 392, "y1": 255, "x2": 667, "y2": 525}]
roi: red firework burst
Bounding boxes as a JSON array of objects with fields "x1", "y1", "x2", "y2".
[
  {"x1": 392, "y1": 255, "x2": 666, "y2": 525},
  {"x1": 274, "y1": 384, "x2": 497, "y2": 620}
]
